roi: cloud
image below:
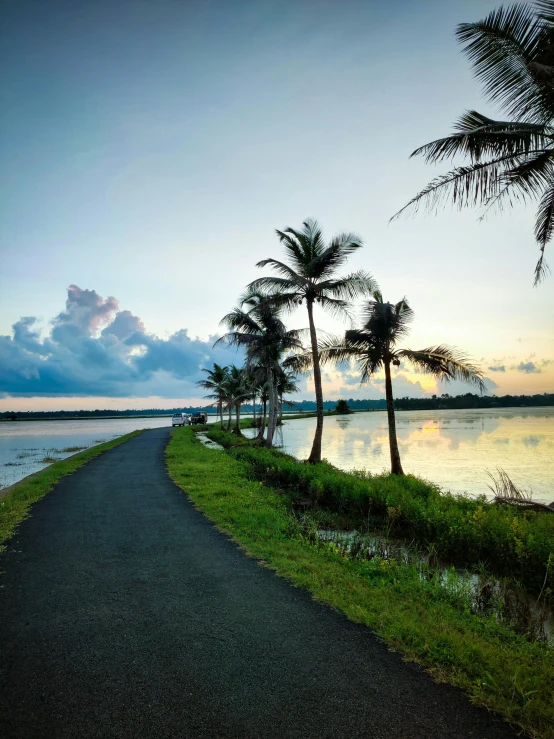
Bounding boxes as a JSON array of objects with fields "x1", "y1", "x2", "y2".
[
  {"x1": 0, "y1": 286, "x2": 242, "y2": 398},
  {"x1": 487, "y1": 365, "x2": 506, "y2": 372},
  {"x1": 514, "y1": 361, "x2": 541, "y2": 374}
]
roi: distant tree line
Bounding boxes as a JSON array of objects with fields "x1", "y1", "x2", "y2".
[{"x1": 2, "y1": 393, "x2": 552, "y2": 421}]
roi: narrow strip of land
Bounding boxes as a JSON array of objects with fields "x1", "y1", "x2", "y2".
[{"x1": 0, "y1": 428, "x2": 519, "y2": 738}]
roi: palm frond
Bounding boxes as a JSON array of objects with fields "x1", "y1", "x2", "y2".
[
  {"x1": 411, "y1": 112, "x2": 552, "y2": 163},
  {"x1": 534, "y1": 180, "x2": 554, "y2": 283},
  {"x1": 317, "y1": 334, "x2": 360, "y2": 368},
  {"x1": 318, "y1": 270, "x2": 379, "y2": 301},
  {"x1": 456, "y1": 4, "x2": 548, "y2": 121},
  {"x1": 479, "y1": 148, "x2": 554, "y2": 216},
  {"x1": 247, "y1": 276, "x2": 300, "y2": 295},
  {"x1": 391, "y1": 153, "x2": 535, "y2": 220},
  {"x1": 311, "y1": 232, "x2": 363, "y2": 278},
  {"x1": 398, "y1": 345, "x2": 486, "y2": 392},
  {"x1": 254, "y1": 259, "x2": 305, "y2": 285},
  {"x1": 361, "y1": 297, "x2": 413, "y2": 347}
]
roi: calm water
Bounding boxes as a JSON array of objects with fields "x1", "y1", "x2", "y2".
[
  {"x1": 0, "y1": 416, "x2": 176, "y2": 489},
  {"x1": 247, "y1": 408, "x2": 554, "y2": 501}
]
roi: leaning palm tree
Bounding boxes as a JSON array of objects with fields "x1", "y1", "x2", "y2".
[
  {"x1": 195, "y1": 363, "x2": 229, "y2": 429},
  {"x1": 216, "y1": 290, "x2": 304, "y2": 448},
  {"x1": 392, "y1": 0, "x2": 554, "y2": 284},
  {"x1": 318, "y1": 293, "x2": 485, "y2": 474},
  {"x1": 249, "y1": 219, "x2": 377, "y2": 463}
]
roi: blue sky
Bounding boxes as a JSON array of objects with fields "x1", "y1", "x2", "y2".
[{"x1": 1, "y1": 0, "x2": 553, "y2": 409}]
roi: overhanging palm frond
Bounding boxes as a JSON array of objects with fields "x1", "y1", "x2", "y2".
[
  {"x1": 397, "y1": 345, "x2": 486, "y2": 392},
  {"x1": 411, "y1": 112, "x2": 551, "y2": 163},
  {"x1": 534, "y1": 180, "x2": 554, "y2": 282},
  {"x1": 391, "y1": 153, "x2": 536, "y2": 220},
  {"x1": 480, "y1": 148, "x2": 554, "y2": 216},
  {"x1": 456, "y1": 3, "x2": 547, "y2": 121}
]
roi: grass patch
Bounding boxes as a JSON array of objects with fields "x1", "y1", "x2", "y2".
[
  {"x1": 167, "y1": 428, "x2": 554, "y2": 738},
  {"x1": 207, "y1": 433, "x2": 554, "y2": 596},
  {"x1": 0, "y1": 431, "x2": 141, "y2": 547},
  {"x1": 60, "y1": 445, "x2": 88, "y2": 453}
]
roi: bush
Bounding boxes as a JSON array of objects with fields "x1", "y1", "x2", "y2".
[{"x1": 335, "y1": 399, "x2": 352, "y2": 414}]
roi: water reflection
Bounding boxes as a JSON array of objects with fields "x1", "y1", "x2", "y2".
[{"x1": 268, "y1": 408, "x2": 554, "y2": 500}]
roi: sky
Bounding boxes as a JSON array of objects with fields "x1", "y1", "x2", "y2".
[{"x1": 1, "y1": 0, "x2": 553, "y2": 410}]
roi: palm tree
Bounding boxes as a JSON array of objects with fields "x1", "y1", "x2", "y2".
[
  {"x1": 318, "y1": 293, "x2": 485, "y2": 474},
  {"x1": 195, "y1": 363, "x2": 229, "y2": 429},
  {"x1": 275, "y1": 367, "x2": 299, "y2": 425},
  {"x1": 249, "y1": 219, "x2": 377, "y2": 463},
  {"x1": 392, "y1": 0, "x2": 554, "y2": 284},
  {"x1": 224, "y1": 364, "x2": 248, "y2": 435},
  {"x1": 216, "y1": 290, "x2": 304, "y2": 448}
]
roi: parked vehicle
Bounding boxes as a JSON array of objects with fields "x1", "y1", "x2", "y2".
[
  {"x1": 172, "y1": 413, "x2": 189, "y2": 427},
  {"x1": 191, "y1": 412, "x2": 207, "y2": 425}
]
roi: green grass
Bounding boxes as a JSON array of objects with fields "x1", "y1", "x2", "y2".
[
  {"x1": 166, "y1": 427, "x2": 554, "y2": 739},
  {"x1": 206, "y1": 433, "x2": 554, "y2": 595},
  {"x1": 0, "y1": 431, "x2": 141, "y2": 547}
]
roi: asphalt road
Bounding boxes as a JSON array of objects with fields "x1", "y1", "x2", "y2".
[{"x1": 0, "y1": 428, "x2": 520, "y2": 738}]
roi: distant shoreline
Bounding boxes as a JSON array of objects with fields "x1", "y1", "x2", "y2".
[{"x1": 1, "y1": 405, "x2": 553, "y2": 422}]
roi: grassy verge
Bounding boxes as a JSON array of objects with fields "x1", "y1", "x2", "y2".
[
  {"x1": 0, "y1": 431, "x2": 141, "y2": 547},
  {"x1": 206, "y1": 430, "x2": 554, "y2": 595},
  {"x1": 167, "y1": 428, "x2": 553, "y2": 739}
]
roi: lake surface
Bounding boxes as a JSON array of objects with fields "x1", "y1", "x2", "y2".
[
  {"x1": 2, "y1": 409, "x2": 553, "y2": 500},
  {"x1": 247, "y1": 408, "x2": 554, "y2": 501},
  {"x1": 0, "y1": 416, "x2": 175, "y2": 489}
]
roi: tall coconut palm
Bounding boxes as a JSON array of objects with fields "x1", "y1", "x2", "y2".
[
  {"x1": 216, "y1": 290, "x2": 304, "y2": 448},
  {"x1": 195, "y1": 363, "x2": 229, "y2": 429},
  {"x1": 249, "y1": 219, "x2": 377, "y2": 463},
  {"x1": 318, "y1": 293, "x2": 486, "y2": 474},
  {"x1": 392, "y1": 0, "x2": 554, "y2": 284}
]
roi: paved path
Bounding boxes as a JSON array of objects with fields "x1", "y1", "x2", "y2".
[{"x1": 0, "y1": 428, "x2": 520, "y2": 738}]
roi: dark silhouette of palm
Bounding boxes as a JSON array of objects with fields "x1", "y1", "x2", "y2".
[
  {"x1": 249, "y1": 219, "x2": 377, "y2": 463},
  {"x1": 195, "y1": 363, "x2": 229, "y2": 429},
  {"x1": 216, "y1": 290, "x2": 303, "y2": 447},
  {"x1": 393, "y1": 0, "x2": 554, "y2": 284},
  {"x1": 318, "y1": 293, "x2": 485, "y2": 474}
]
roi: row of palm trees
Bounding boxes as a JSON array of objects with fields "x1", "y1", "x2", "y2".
[
  {"x1": 196, "y1": 358, "x2": 299, "y2": 440},
  {"x1": 198, "y1": 219, "x2": 485, "y2": 475}
]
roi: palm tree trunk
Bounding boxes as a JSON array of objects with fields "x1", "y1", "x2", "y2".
[
  {"x1": 265, "y1": 374, "x2": 278, "y2": 448},
  {"x1": 384, "y1": 359, "x2": 404, "y2": 475},
  {"x1": 234, "y1": 403, "x2": 241, "y2": 435},
  {"x1": 227, "y1": 404, "x2": 232, "y2": 431},
  {"x1": 258, "y1": 396, "x2": 267, "y2": 440},
  {"x1": 307, "y1": 298, "x2": 323, "y2": 463},
  {"x1": 252, "y1": 393, "x2": 257, "y2": 428},
  {"x1": 219, "y1": 400, "x2": 224, "y2": 430}
]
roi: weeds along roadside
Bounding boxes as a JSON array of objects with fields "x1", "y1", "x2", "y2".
[
  {"x1": 167, "y1": 427, "x2": 554, "y2": 739},
  {"x1": 205, "y1": 428, "x2": 554, "y2": 597},
  {"x1": 0, "y1": 431, "x2": 142, "y2": 547}
]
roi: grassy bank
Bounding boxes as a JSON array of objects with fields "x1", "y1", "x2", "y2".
[
  {"x1": 0, "y1": 431, "x2": 141, "y2": 547},
  {"x1": 167, "y1": 427, "x2": 554, "y2": 738},
  {"x1": 207, "y1": 429, "x2": 554, "y2": 595}
]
